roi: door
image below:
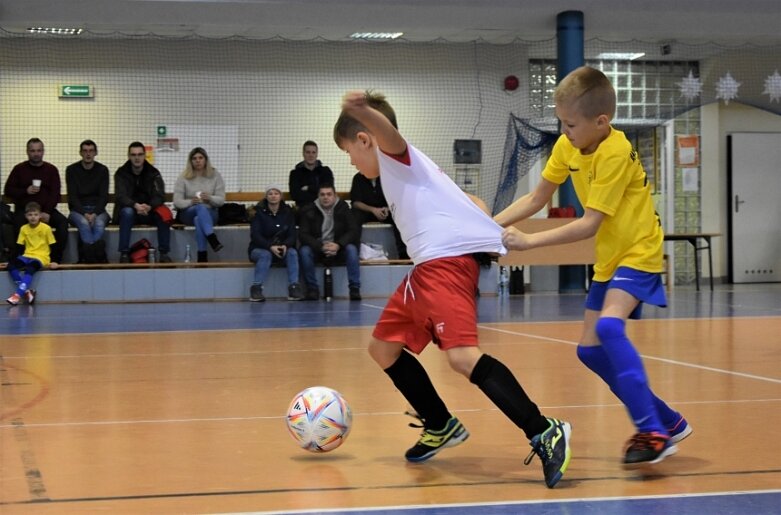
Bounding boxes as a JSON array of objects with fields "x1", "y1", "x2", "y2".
[{"x1": 728, "y1": 132, "x2": 781, "y2": 283}]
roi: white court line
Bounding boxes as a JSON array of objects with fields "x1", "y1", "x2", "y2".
[
  {"x1": 479, "y1": 324, "x2": 781, "y2": 385},
  {"x1": 3, "y1": 398, "x2": 779, "y2": 430}
]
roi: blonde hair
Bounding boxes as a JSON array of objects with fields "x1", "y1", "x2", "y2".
[
  {"x1": 554, "y1": 66, "x2": 616, "y2": 119},
  {"x1": 333, "y1": 90, "x2": 398, "y2": 145},
  {"x1": 182, "y1": 147, "x2": 215, "y2": 180}
]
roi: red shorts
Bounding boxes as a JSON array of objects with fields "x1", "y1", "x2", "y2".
[{"x1": 372, "y1": 255, "x2": 480, "y2": 354}]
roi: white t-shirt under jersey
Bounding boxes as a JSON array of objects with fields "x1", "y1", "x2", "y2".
[{"x1": 376, "y1": 143, "x2": 506, "y2": 265}]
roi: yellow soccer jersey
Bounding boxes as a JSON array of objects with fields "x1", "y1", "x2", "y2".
[
  {"x1": 17, "y1": 222, "x2": 56, "y2": 267},
  {"x1": 542, "y1": 128, "x2": 664, "y2": 281}
]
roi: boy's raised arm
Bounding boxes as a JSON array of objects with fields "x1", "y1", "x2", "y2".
[{"x1": 341, "y1": 91, "x2": 407, "y2": 155}]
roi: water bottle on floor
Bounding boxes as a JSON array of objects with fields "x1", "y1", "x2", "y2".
[
  {"x1": 324, "y1": 267, "x2": 333, "y2": 302},
  {"x1": 184, "y1": 244, "x2": 192, "y2": 263}
]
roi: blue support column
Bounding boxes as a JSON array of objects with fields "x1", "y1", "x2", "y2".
[{"x1": 556, "y1": 10, "x2": 587, "y2": 292}]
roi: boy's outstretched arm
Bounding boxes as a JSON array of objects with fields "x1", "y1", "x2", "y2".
[
  {"x1": 494, "y1": 178, "x2": 558, "y2": 227},
  {"x1": 341, "y1": 91, "x2": 406, "y2": 155}
]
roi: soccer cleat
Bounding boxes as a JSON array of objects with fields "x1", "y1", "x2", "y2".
[
  {"x1": 24, "y1": 289, "x2": 36, "y2": 305},
  {"x1": 405, "y1": 416, "x2": 469, "y2": 462},
  {"x1": 524, "y1": 418, "x2": 572, "y2": 488},
  {"x1": 668, "y1": 415, "x2": 693, "y2": 444},
  {"x1": 6, "y1": 293, "x2": 21, "y2": 306},
  {"x1": 623, "y1": 432, "x2": 677, "y2": 465}
]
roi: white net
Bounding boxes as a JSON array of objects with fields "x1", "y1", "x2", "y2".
[{"x1": 0, "y1": 31, "x2": 779, "y2": 212}]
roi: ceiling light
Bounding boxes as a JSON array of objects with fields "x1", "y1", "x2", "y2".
[
  {"x1": 350, "y1": 32, "x2": 403, "y2": 40},
  {"x1": 596, "y1": 52, "x2": 645, "y2": 60},
  {"x1": 27, "y1": 27, "x2": 83, "y2": 35}
]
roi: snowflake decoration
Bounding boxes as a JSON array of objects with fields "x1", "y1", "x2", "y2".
[
  {"x1": 676, "y1": 70, "x2": 702, "y2": 102},
  {"x1": 715, "y1": 72, "x2": 741, "y2": 105},
  {"x1": 763, "y1": 70, "x2": 781, "y2": 103}
]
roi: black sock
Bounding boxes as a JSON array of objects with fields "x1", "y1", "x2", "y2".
[
  {"x1": 384, "y1": 350, "x2": 451, "y2": 430},
  {"x1": 469, "y1": 354, "x2": 549, "y2": 439}
]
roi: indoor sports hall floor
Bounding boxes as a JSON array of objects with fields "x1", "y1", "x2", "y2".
[{"x1": 1, "y1": 283, "x2": 780, "y2": 514}]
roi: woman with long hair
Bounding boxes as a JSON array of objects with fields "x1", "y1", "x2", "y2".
[{"x1": 173, "y1": 147, "x2": 226, "y2": 262}]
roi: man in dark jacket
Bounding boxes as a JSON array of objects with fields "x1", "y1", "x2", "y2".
[
  {"x1": 66, "y1": 139, "x2": 110, "y2": 263},
  {"x1": 288, "y1": 140, "x2": 334, "y2": 216},
  {"x1": 3, "y1": 138, "x2": 69, "y2": 263},
  {"x1": 298, "y1": 184, "x2": 361, "y2": 301},
  {"x1": 247, "y1": 185, "x2": 303, "y2": 302},
  {"x1": 113, "y1": 141, "x2": 171, "y2": 262},
  {"x1": 349, "y1": 171, "x2": 408, "y2": 259}
]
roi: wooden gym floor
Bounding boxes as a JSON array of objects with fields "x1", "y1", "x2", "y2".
[{"x1": 1, "y1": 284, "x2": 780, "y2": 514}]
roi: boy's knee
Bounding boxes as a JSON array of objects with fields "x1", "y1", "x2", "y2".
[
  {"x1": 446, "y1": 347, "x2": 482, "y2": 378},
  {"x1": 595, "y1": 317, "x2": 626, "y2": 343},
  {"x1": 368, "y1": 338, "x2": 402, "y2": 369}
]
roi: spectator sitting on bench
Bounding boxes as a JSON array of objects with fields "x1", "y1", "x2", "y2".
[
  {"x1": 298, "y1": 184, "x2": 362, "y2": 301},
  {"x1": 288, "y1": 140, "x2": 334, "y2": 220},
  {"x1": 66, "y1": 139, "x2": 110, "y2": 263},
  {"x1": 247, "y1": 184, "x2": 303, "y2": 302},
  {"x1": 3, "y1": 138, "x2": 69, "y2": 264},
  {"x1": 114, "y1": 141, "x2": 172, "y2": 263},
  {"x1": 173, "y1": 147, "x2": 225, "y2": 263},
  {"x1": 349, "y1": 171, "x2": 408, "y2": 259}
]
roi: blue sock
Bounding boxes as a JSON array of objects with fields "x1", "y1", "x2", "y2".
[
  {"x1": 577, "y1": 344, "x2": 680, "y2": 429},
  {"x1": 9, "y1": 268, "x2": 23, "y2": 284},
  {"x1": 594, "y1": 317, "x2": 664, "y2": 433}
]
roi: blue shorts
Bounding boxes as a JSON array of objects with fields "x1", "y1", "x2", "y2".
[{"x1": 585, "y1": 267, "x2": 667, "y2": 320}]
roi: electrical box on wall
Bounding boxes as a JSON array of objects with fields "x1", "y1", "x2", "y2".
[{"x1": 453, "y1": 139, "x2": 481, "y2": 195}]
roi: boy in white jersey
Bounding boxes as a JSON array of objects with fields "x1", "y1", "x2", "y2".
[
  {"x1": 495, "y1": 66, "x2": 691, "y2": 466},
  {"x1": 335, "y1": 91, "x2": 572, "y2": 488}
]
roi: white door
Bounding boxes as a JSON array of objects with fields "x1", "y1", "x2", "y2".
[{"x1": 729, "y1": 132, "x2": 781, "y2": 283}]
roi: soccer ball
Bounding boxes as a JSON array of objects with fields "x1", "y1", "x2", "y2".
[{"x1": 286, "y1": 386, "x2": 353, "y2": 453}]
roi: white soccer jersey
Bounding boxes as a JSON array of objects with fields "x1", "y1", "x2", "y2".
[{"x1": 376, "y1": 143, "x2": 506, "y2": 265}]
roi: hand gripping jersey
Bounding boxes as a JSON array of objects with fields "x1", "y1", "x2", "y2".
[{"x1": 376, "y1": 143, "x2": 506, "y2": 265}]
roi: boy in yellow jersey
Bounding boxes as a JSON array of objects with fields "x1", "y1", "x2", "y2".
[
  {"x1": 495, "y1": 66, "x2": 691, "y2": 466},
  {"x1": 6, "y1": 202, "x2": 57, "y2": 305}
]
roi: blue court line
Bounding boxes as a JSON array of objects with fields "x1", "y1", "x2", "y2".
[{"x1": 257, "y1": 490, "x2": 781, "y2": 515}]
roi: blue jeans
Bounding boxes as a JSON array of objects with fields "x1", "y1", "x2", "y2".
[
  {"x1": 118, "y1": 207, "x2": 171, "y2": 253},
  {"x1": 68, "y1": 208, "x2": 109, "y2": 244},
  {"x1": 299, "y1": 243, "x2": 360, "y2": 290},
  {"x1": 177, "y1": 204, "x2": 218, "y2": 251},
  {"x1": 250, "y1": 247, "x2": 299, "y2": 285}
]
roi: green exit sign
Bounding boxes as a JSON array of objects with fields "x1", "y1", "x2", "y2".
[{"x1": 59, "y1": 84, "x2": 93, "y2": 98}]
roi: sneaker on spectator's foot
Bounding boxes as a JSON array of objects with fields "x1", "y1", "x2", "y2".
[
  {"x1": 668, "y1": 415, "x2": 693, "y2": 444},
  {"x1": 6, "y1": 293, "x2": 21, "y2": 305},
  {"x1": 405, "y1": 416, "x2": 469, "y2": 462},
  {"x1": 304, "y1": 287, "x2": 319, "y2": 301},
  {"x1": 24, "y1": 289, "x2": 35, "y2": 305},
  {"x1": 349, "y1": 287, "x2": 362, "y2": 301},
  {"x1": 249, "y1": 284, "x2": 265, "y2": 302},
  {"x1": 524, "y1": 418, "x2": 572, "y2": 488},
  {"x1": 119, "y1": 252, "x2": 130, "y2": 263},
  {"x1": 158, "y1": 253, "x2": 172, "y2": 263},
  {"x1": 287, "y1": 283, "x2": 303, "y2": 301},
  {"x1": 623, "y1": 432, "x2": 677, "y2": 466}
]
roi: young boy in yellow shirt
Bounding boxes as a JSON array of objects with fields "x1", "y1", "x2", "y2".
[
  {"x1": 6, "y1": 202, "x2": 57, "y2": 305},
  {"x1": 495, "y1": 66, "x2": 691, "y2": 466}
]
